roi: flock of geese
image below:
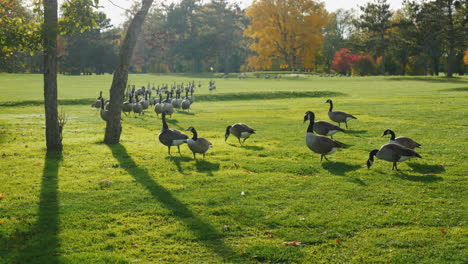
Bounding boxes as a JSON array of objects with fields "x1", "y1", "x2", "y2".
[{"x1": 93, "y1": 84, "x2": 422, "y2": 171}]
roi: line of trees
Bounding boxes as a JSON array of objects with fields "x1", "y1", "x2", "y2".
[{"x1": 1, "y1": 0, "x2": 467, "y2": 76}]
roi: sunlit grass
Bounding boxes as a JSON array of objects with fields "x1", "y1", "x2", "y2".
[{"x1": 0, "y1": 73, "x2": 466, "y2": 263}]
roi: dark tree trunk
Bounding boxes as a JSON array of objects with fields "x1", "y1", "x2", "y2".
[
  {"x1": 43, "y1": 0, "x2": 62, "y2": 151},
  {"x1": 104, "y1": 0, "x2": 154, "y2": 144},
  {"x1": 446, "y1": 0, "x2": 455, "y2": 77}
]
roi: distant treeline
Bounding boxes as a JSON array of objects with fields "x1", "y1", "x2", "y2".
[{"x1": 1, "y1": 0, "x2": 467, "y2": 76}]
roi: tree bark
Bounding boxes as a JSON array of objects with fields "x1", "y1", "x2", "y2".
[
  {"x1": 104, "y1": 0, "x2": 154, "y2": 144},
  {"x1": 446, "y1": 0, "x2": 455, "y2": 77},
  {"x1": 43, "y1": 0, "x2": 62, "y2": 151}
]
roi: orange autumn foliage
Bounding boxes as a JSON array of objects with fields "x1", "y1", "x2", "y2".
[
  {"x1": 464, "y1": 48, "x2": 468, "y2": 65},
  {"x1": 244, "y1": 0, "x2": 328, "y2": 70}
]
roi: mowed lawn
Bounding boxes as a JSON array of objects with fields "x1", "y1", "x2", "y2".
[{"x1": 0, "y1": 73, "x2": 467, "y2": 263}]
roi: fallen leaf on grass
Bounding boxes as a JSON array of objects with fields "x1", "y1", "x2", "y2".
[
  {"x1": 0, "y1": 221, "x2": 3, "y2": 225},
  {"x1": 10, "y1": 235, "x2": 16, "y2": 238},
  {"x1": 242, "y1": 169, "x2": 250, "y2": 173},
  {"x1": 2, "y1": 153, "x2": 6, "y2": 158},
  {"x1": 0, "y1": 193, "x2": 3, "y2": 200},
  {"x1": 335, "y1": 239, "x2": 341, "y2": 244},
  {"x1": 440, "y1": 228, "x2": 447, "y2": 235},
  {"x1": 437, "y1": 163, "x2": 444, "y2": 167},
  {"x1": 132, "y1": 244, "x2": 139, "y2": 248},
  {"x1": 34, "y1": 162, "x2": 41, "y2": 166},
  {"x1": 282, "y1": 241, "x2": 301, "y2": 246}
]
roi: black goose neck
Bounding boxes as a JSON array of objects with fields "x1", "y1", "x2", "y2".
[
  {"x1": 307, "y1": 116, "x2": 315, "y2": 133},
  {"x1": 162, "y1": 113, "x2": 168, "y2": 130},
  {"x1": 389, "y1": 130, "x2": 396, "y2": 140},
  {"x1": 369, "y1": 150, "x2": 378, "y2": 161},
  {"x1": 191, "y1": 129, "x2": 198, "y2": 140},
  {"x1": 328, "y1": 100, "x2": 333, "y2": 112}
]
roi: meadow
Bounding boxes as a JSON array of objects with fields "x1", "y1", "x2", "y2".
[{"x1": 0, "y1": 73, "x2": 467, "y2": 263}]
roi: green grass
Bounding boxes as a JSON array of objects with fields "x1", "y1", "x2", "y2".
[{"x1": 0, "y1": 73, "x2": 467, "y2": 263}]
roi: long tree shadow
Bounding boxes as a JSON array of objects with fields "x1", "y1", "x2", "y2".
[
  {"x1": 227, "y1": 143, "x2": 264, "y2": 151},
  {"x1": 108, "y1": 144, "x2": 242, "y2": 262},
  {"x1": 321, "y1": 161, "x2": 365, "y2": 185},
  {"x1": 16, "y1": 151, "x2": 63, "y2": 263},
  {"x1": 407, "y1": 163, "x2": 445, "y2": 174}
]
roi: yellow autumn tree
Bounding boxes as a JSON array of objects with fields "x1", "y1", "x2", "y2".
[
  {"x1": 464, "y1": 48, "x2": 468, "y2": 65},
  {"x1": 244, "y1": 0, "x2": 328, "y2": 70}
]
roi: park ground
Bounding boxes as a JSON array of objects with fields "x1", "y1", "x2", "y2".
[{"x1": 0, "y1": 73, "x2": 467, "y2": 263}]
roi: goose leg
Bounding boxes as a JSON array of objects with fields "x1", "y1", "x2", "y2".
[
  {"x1": 345, "y1": 122, "x2": 348, "y2": 129},
  {"x1": 177, "y1": 146, "x2": 182, "y2": 156},
  {"x1": 394, "y1": 162, "x2": 399, "y2": 171},
  {"x1": 168, "y1": 146, "x2": 172, "y2": 156},
  {"x1": 338, "y1": 122, "x2": 341, "y2": 127},
  {"x1": 324, "y1": 155, "x2": 330, "y2": 161},
  {"x1": 203, "y1": 153, "x2": 205, "y2": 160},
  {"x1": 238, "y1": 138, "x2": 242, "y2": 145},
  {"x1": 242, "y1": 138, "x2": 248, "y2": 143},
  {"x1": 193, "y1": 153, "x2": 196, "y2": 159},
  {"x1": 331, "y1": 135, "x2": 333, "y2": 139},
  {"x1": 320, "y1": 155, "x2": 323, "y2": 162}
]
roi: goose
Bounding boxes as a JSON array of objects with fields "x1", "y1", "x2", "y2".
[
  {"x1": 158, "y1": 112, "x2": 188, "y2": 155},
  {"x1": 304, "y1": 111, "x2": 348, "y2": 161},
  {"x1": 99, "y1": 98, "x2": 110, "y2": 122},
  {"x1": 325, "y1": 99, "x2": 357, "y2": 128},
  {"x1": 154, "y1": 94, "x2": 163, "y2": 117},
  {"x1": 303, "y1": 111, "x2": 345, "y2": 139},
  {"x1": 141, "y1": 92, "x2": 149, "y2": 110},
  {"x1": 162, "y1": 92, "x2": 174, "y2": 117},
  {"x1": 225, "y1": 123, "x2": 255, "y2": 145},
  {"x1": 132, "y1": 95, "x2": 143, "y2": 116},
  {"x1": 172, "y1": 91, "x2": 181, "y2": 108},
  {"x1": 122, "y1": 94, "x2": 133, "y2": 116},
  {"x1": 185, "y1": 127, "x2": 212, "y2": 159},
  {"x1": 381, "y1": 129, "x2": 421, "y2": 150},
  {"x1": 181, "y1": 90, "x2": 191, "y2": 111},
  {"x1": 92, "y1": 91, "x2": 103, "y2": 109},
  {"x1": 367, "y1": 143, "x2": 422, "y2": 171}
]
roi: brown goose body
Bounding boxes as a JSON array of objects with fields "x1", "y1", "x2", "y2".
[
  {"x1": 325, "y1": 99, "x2": 356, "y2": 128},
  {"x1": 185, "y1": 127, "x2": 212, "y2": 159},
  {"x1": 304, "y1": 111, "x2": 348, "y2": 161},
  {"x1": 382, "y1": 129, "x2": 421, "y2": 150},
  {"x1": 367, "y1": 143, "x2": 422, "y2": 171},
  {"x1": 225, "y1": 123, "x2": 256, "y2": 144},
  {"x1": 158, "y1": 112, "x2": 188, "y2": 155}
]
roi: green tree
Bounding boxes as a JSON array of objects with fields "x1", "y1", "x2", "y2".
[{"x1": 358, "y1": 0, "x2": 395, "y2": 74}]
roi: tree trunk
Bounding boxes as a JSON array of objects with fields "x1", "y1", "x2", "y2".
[
  {"x1": 104, "y1": 0, "x2": 154, "y2": 144},
  {"x1": 43, "y1": 0, "x2": 62, "y2": 151},
  {"x1": 445, "y1": 0, "x2": 455, "y2": 77}
]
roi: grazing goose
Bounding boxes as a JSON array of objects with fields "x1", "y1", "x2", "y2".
[
  {"x1": 154, "y1": 94, "x2": 163, "y2": 117},
  {"x1": 303, "y1": 111, "x2": 345, "y2": 139},
  {"x1": 325, "y1": 99, "x2": 357, "y2": 128},
  {"x1": 382, "y1": 129, "x2": 421, "y2": 150},
  {"x1": 141, "y1": 92, "x2": 149, "y2": 110},
  {"x1": 304, "y1": 111, "x2": 348, "y2": 161},
  {"x1": 99, "y1": 98, "x2": 110, "y2": 122},
  {"x1": 225, "y1": 123, "x2": 256, "y2": 145},
  {"x1": 367, "y1": 143, "x2": 422, "y2": 171},
  {"x1": 158, "y1": 112, "x2": 189, "y2": 156},
  {"x1": 185, "y1": 126, "x2": 212, "y2": 159}
]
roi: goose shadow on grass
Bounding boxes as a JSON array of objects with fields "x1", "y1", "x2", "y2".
[
  {"x1": 345, "y1": 130, "x2": 368, "y2": 135},
  {"x1": 321, "y1": 161, "x2": 366, "y2": 186},
  {"x1": 165, "y1": 155, "x2": 192, "y2": 174},
  {"x1": 15, "y1": 151, "x2": 62, "y2": 263},
  {"x1": 392, "y1": 172, "x2": 443, "y2": 182},
  {"x1": 177, "y1": 111, "x2": 195, "y2": 116},
  {"x1": 108, "y1": 144, "x2": 241, "y2": 262},
  {"x1": 406, "y1": 163, "x2": 445, "y2": 174},
  {"x1": 194, "y1": 159, "x2": 220, "y2": 176},
  {"x1": 227, "y1": 143, "x2": 264, "y2": 151}
]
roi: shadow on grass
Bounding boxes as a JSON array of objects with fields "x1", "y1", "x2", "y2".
[
  {"x1": 392, "y1": 172, "x2": 443, "y2": 182},
  {"x1": 227, "y1": 143, "x2": 264, "y2": 151},
  {"x1": 385, "y1": 77, "x2": 467, "y2": 83},
  {"x1": 177, "y1": 111, "x2": 195, "y2": 116},
  {"x1": 407, "y1": 163, "x2": 445, "y2": 174},
  {"x1": 15, "y1": 151, "x2": 63, "y2": 263},
  {"x1": 194, "y1": 159, "x2": 220, "y2": 176},
  {"x1": 345, "y1": 130, "x2": 368, "y2": 135},
  {"x1": 439, "y1": 87, "x2": 468, "y2": 92},
  {"x1": 321, "y1": 161, "x2": 365, "y2": 185},
  {"x1": 165, "y1": 155, "x2": 192, "y2": 174},
  {"x1": 108, "y1": 144, "x2": 242, "y2": 262}
]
